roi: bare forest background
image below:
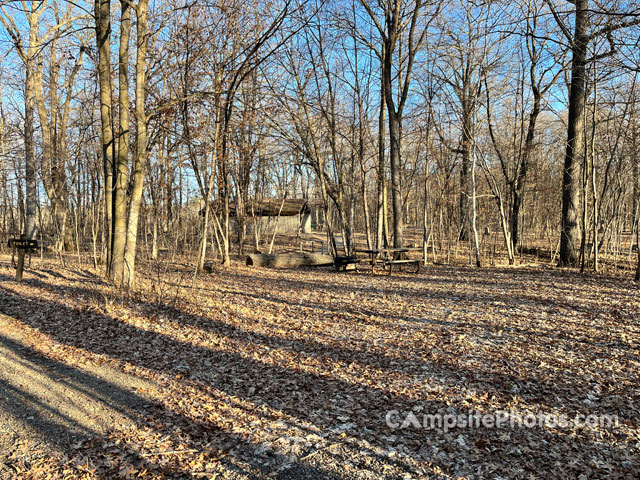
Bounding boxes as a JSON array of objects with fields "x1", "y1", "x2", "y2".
[{"x1": 1, "y1": 0, "x2": 640, "y2": 287}]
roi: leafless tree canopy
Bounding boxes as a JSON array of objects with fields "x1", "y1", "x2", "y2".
[{"x1": 1, "y1": 0, "x2": 640, "y2": 281}]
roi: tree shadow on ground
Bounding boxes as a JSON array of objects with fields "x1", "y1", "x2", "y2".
[
  {"x1": 135, "y1": 291, "x2": 637, "y2": 420},
  {"x1": 0, "y1": 327, "x2": 357, "y2": 479},
  {"x1": 1, "y1": 273, "x2": 638, "y2": 478},
  {"x1": 4, "y1": 270, "x2": 637, "y2": 416},
  {"x1": 216, "y1": 268, "x2": 638, "y2": 350},
  {"x1": 0, "y1": 285, "x2": 434, "y2": 478},
  {"x1": 0, "y1": 331, "x2": 171, "y2": 475}
]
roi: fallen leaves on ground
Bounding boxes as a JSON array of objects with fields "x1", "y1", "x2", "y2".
[{"x1": 0, "y1": 258, "x2": 638, "y2": 479}]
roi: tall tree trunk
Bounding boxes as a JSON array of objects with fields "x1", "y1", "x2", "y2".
[
  {"x1": 376, "y1": 73, "x2": 388, "y2": 250},
  {"x1": 33, "y1": 30, "x2": 80, "y2": 253},
  {"x1": 197, "y1": 192, "x2": 212, "y2": 273},
  {"x1": 471, "y1": 144, "x2": 481, "y2": 267},
  {"x1": 633, "y1": 113, "x2": 639, "y2": 279},
  {"x1": 580, "y1": 133, "x2": 590, "y2": 273},
  {"x1": 559, "y1": 0, "x2": 588, "y2": 267},
  {"x1": 583, "y1": 70, "x2": 598, "y2": 273},
  {"x1": 123, "y1": 0, "x2": 149, "y2": 288},
  {"x1": 361, "y1": 0, "x2": 433, "y2": 250},
  {"x1": 459, "y1": 100, "x2": 472, "y2": 241},
  {"x1": 382, "y1": 26, "x2": 404, "y2": 251},
  {"x1": 197, "y1": 110, "x2": 221, "y2": 273},
  {"x1": 111, "y1": 0, "x2": 131, "y2": 285},
  {"x1": 95, "y1": 0, "x2": 115, "y2": 276},
  {"x1": 24, "y1": 46, "x2": 37, "y2": 242},
  {"x1": 222, "y1": 160, "x2": 231, "y2": 266},
  {"x1": 633, "y1": 147, "x2": 638, "y2": 239},
  {"x1": 591, "y1": 144, "x2": 599, "y2": 272},
  {"x1": 387, "y1": 109, "x2": 404, "y2": 249},
  {"x1": 632, "y1": 116, "x2": 639, "y2": 276},
  {"x1": 220, "y1": 101, "x2": 233, "y2": 266},
  {"x1": 15, "y1": 4, "x2": 41, "y2": 281},
  {"x1": 422, "y1": 165, "x2": 431, "y2": 263},
  {"x1": 361, "y1": 164, "x2": 373, "y2": 250},
  {"x1": 512, "y1": 93, "x2": 540, "y2": 250}
]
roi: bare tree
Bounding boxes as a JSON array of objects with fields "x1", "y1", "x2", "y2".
[
  {"x1": 0, "y1": 0, "x2": 42, "y2": 280},
  {"x1": 32, "y1": 1, "x2": 89, "y2": 252},
  {"x1": 436, "y1": 0, "x2": 501, "y2": 244},
  {"x1": 94, "y1": 0, "x2": 115, "y2": 275},
  {"x1": 359, "y1": 0, "x2": 442, "y2": 249},
  {"x1": 544, "y1": 0, "x2": 640, "y2": 266},
  {"x1": 486, "y1": 0, "x2": 563, "y2": 256},
  {"x1": 122, "y1": 0, "x2": 150, "y2": 287}
]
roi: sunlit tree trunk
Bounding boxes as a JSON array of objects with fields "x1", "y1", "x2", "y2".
[
  {"x1": 111, "y1": 0, "x2": 131, "y2": 285},
  {"x1": 387, "y1": 105, "x2": 404, "y2": 249},
  {"x1": 471, "y1": 143, "x2": 481, "y2": 267},
  {"x1": 95, "y1": 0, "x2": 115, "y2": 276},
  {"x1": 376, "y1": 78, "x2": 388, "y2": 250},
  {"x1": 1, "y1": 2, "x2": 42, "y2": 280},
  {"x1": 34, "y1": 21, "x2": 84, "y2": 252},
  {"x1": 123, "y1": 0, "x2": 149, "y2": 288},
  {"x1": 24, "y1": 13, "x2": 38, "y2": 240}
]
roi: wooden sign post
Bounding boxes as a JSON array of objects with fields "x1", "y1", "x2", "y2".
[{"x1": 8, "y1": 236, "x2": 38, "y2": 282}]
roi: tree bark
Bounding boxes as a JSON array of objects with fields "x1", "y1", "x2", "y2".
[
  {"x1": 33, "y1": 23, "x2": 81, "y2": 252},
  {"x1": 387, "y1": 108, "x2": 404, "y2": 249},
  {"x1": 376, "y1": 70, "x2": 388, "y2": 250},
  {"x1": 361, "y1": 0, "x2": 433, "y2": 251},
  {"x1": 95, "y1": 0, "x2": 115, "y2": 276},
  {"x1": 122, "y1": 0, "x2": 149, "y2": 289},
  {"x1": 360, "y1": 161, "x2": 373, "y2": 250},
  {"x1": 0, "y1": 4, "x2": 41, "y2": 267},
  {"x1": 512, "y1": 92, "x2": 540, "y2": 251},
  {"x1": 246, "y1": 253, "x2": 333, "y2": 268},
  {"x1": 471, "y1": 144, "x2": 481, "y2": 267},
  {"x1": 23, "y1": 20, "x2": 37, "y2": 243},
  {"x1": 111, "y1": 0, "x2": 131, "y2": 285},
  {"x1": 633, "y1": 114, "x2": 638, "y2": 279},
  {"x1": 559, "y1": 0, "x2": 588, "y2": 267},
  {"x1": 14, "y1": 3, "x2": 41, "y2": 281},
  {"x1": 382, "y1": 18, "x2": 404, "y2": 250},
  {"x1": 459, "y1": 98, "x2": 472, "y2": 241}
]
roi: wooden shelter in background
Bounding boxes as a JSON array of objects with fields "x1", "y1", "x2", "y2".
[{"x1": 203, "y1": 198, "x2": 319, "y2": 235}]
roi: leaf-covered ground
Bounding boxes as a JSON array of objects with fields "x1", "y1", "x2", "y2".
[{"x1": 0, "y1": 257, "x2": 638, "y2": 479}]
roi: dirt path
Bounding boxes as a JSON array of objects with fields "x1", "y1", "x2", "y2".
[{"x1": 0, "y1": 313, "x2": 158, "y2": 477}]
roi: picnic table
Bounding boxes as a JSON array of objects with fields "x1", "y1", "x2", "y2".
[
  {"x1": 334, "y1": 255, "x2": 360, "y2": 271},
  {"x1": 355, "y1": 247, "x2": 421, "y2": 275}
]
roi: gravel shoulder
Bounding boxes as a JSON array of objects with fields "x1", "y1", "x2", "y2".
[{"x1": 0, "y1": 313, "x2": 158, "y2": 477}]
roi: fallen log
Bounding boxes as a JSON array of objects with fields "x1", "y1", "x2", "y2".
[{"x1": 246, "y1": 253, "x2": 334, "y2": 268}]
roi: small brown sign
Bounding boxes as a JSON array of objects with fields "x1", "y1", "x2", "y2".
[{"x1": 8, "y1": 239, "x2": 38, "y2": 249}]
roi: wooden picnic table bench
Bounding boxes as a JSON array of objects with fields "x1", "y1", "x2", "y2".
[
  {"x1": 355, "y1": 249, "x2": 382, "y2": 271},
  {"x1": 382, "y1": 258, "x2": 421, "y2": 275},
  {"x1": 354, "y1": 247, "x2": 421, "y2": 274},
  {"x1": 334, "y1": 255, "x2": 360, "y2": 271}
]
